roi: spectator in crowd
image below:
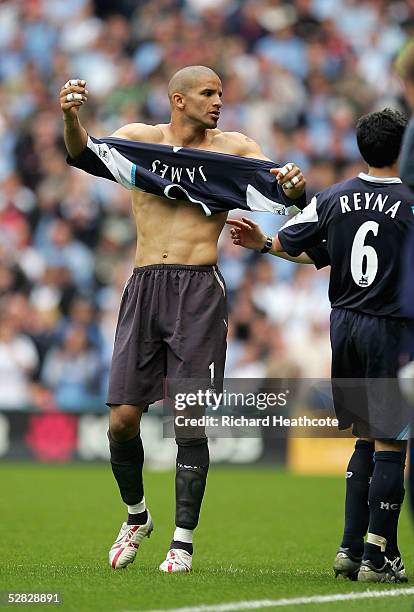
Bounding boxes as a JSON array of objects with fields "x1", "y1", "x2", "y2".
[
  {"x1": 395, "y1": 38, "x2": 414, "y2": 193},
  {"x1": 0, "y1": 308, "x2": 39, "y2": 410},
  {"x1": 41, "y1": 323, "x2": 103, "y2": 412}
]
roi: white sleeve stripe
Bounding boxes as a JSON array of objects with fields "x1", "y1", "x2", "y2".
[
  {"x1": 87, "y1": 137, "x2": 134, "y2": 190},
  {"x1": 246, "y1": 184, "x2": 288, "y2": 214},
  {"x1": 281, "y1": 195, "x2": 318, "y2": 229}
]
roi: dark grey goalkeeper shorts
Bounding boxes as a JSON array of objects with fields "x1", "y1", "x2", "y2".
[{"x1": 107, "y1": 264, "x2": 228, "y2": 407}]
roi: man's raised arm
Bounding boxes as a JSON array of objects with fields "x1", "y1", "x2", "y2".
[
  {"x1": 60, "y1": 79, "x2": 89, "y2": 159},
  {"x1": 60, "y1": 78, "x2": 164, "y2": 159}
]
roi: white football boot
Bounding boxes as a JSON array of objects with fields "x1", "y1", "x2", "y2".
[
  {"x1": 357, "y1": 558, "x2": 398, "y2": 583},
  {"x1": 109, "y1": 511, "x2": 153, "y2": 569},
  {"x1": 159, "y1": 548, "x2": 192, "y2": 573}
]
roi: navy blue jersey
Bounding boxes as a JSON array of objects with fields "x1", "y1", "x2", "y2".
[
  {"x1": 66, "y1": 135, "x2": 306, "y2": 216},
  {"x1": 279, "y1": 173, "x2": 414, "y2": 317},
  {"x1": 401, "y1": 226, "x2": 414, "y2": 320}
]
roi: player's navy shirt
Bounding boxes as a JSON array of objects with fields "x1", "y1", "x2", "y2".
[
  {"x1": 67, "y1": 135, "x2": 306, "y2": 216},
  {"x1": 279, "y1": 173, "x2": 414, "y2": 318}
]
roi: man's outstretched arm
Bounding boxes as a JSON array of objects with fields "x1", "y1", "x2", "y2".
[{"x1": 226, "y1": 217, "x2": 314, "y2": 263}]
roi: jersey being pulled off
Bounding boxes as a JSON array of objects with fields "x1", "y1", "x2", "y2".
[
  {"x1": 66, "y1": 136, "x2": 306, "y2": 216},
  {"x1": 279, "y1": 173, "x2": 414, "y2": 318}
]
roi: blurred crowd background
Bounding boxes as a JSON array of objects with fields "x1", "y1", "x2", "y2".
[{"x1": 0, "y1": 0, "x2": 412, "y2": 411}]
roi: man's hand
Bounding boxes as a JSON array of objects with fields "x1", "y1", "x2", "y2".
[
  {"x1": 271, "y1": 162, "x2": 306, "y2": 200},
  {"x1": 60, "y1": 79, "x2": 88, "y2": 120},
  {"x1": 226, "y1": 217, "x2": 268, "y2": 251}
]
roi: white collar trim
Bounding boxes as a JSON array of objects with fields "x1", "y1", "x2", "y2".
[{"x1": 358, "y1": 172, "x2": 402, "y2": 184}]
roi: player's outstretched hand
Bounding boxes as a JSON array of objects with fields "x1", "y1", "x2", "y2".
[
  {"x1": 271, "y1": 162, "x2": 306, "y2": 199},
  {"x1": 60, "y1": 79, "x2": 88, "y2": 119},
  {"x1": 226, "y1": 217, "x2": 267, "y2": 251}
]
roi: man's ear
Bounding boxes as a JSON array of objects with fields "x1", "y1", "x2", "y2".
[{"x1": 171, "y1": 93, "x2": 185, "y2": 109}]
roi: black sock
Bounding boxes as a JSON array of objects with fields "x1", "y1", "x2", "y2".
[
  {"x1": 175, "y1": 438, "x2": 209, "y2": 530},
  {"x1": 128, "y1": 510, "x2": 148, "y2": 526},
  {"x1": 170, "y1": 540, "x2": 193, "y2": 555},
  {"x1": 341, "y1": 440, "x2": 374, "y2": 557},
  {"x1": 108, "y1": 431, "x2": 144, "y2": 505},
  {"x1": 364, "y1": 450, "x2": 405, "y2": 567},
  {"x1": 385, "y1": 450, "x2": 406, "y2": 559},
  {"x1": 385, "y1": 501, "x2": 402, "y2": 560}
]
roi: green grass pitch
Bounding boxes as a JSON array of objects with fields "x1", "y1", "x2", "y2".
[{"x1": 1, "y1": 464, "x2": 413, "y2": 611}]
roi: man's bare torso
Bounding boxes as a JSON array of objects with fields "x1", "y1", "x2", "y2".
[{"x1": 111, "y1": 123, "x2": 269, "y2": 267}]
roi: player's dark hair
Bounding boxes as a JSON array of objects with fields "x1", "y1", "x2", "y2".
[{"x1": 356, "y1": 108, "x2": 407, "y2": 168}]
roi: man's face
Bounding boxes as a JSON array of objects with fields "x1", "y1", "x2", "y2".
[{"x1": 182, "y1": 76, "x2": 223, "y2": 128}]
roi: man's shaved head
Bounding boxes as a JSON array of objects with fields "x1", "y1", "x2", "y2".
[
  {"x1": 167, "y1": 65, "x2": 222, "y2": 129},
  {"x1": 168, "y1": 65, "x2": 220, "y2": 100}
]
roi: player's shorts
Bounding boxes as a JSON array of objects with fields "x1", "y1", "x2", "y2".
[
  {"x1": 330, "y1": 307, "x2": 409, "y2": 439},
  {"x1": 107, "y1": 263, "x2": 228, "y2": 408}
]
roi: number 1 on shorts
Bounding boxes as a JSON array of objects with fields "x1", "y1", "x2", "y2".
[{"x1": 209, "y1": 362, "x2": 215, "y2": 386}]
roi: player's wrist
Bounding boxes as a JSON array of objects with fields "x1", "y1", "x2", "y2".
[
  {"x1": 260, "y1": 235, "x2": 273, "y2": 253},
  {"x1": 63, "y1": 113, "x2": 80, "y2": 125},
  {"x1": 282, "y1": 185, "x2": 305, "y2": 199}
]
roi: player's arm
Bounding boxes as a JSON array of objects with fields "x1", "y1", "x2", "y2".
[
  {"x1": 61, "y1": 80, "x2": 167, "y2": 189},
  {"x1": 227, "y1": 193, "x2": 328, "y2": 268},
  {"x1": 226, "y1": 217, "x2": 314, "y2": 263},
  {"x1": 232, "y1": 132, "x2": 306, "y2": 201},
  {"x1": 60, "y1": 79, "x2": 163, "y2": 159},
  {"x1": 60, "y1": 79, "x2": 89, "y2": 158}
]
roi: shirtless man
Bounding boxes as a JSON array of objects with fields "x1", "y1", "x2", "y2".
[{"x1": 60, "y1": 65, "x2": 306, "y2": 572}]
